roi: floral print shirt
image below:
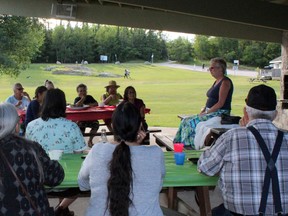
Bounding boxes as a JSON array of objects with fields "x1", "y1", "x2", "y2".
[{"x1": 26, "y1": 117, "x2": 86, "y2": 153}]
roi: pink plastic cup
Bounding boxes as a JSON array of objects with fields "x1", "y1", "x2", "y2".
[{"x1": 173, "y1": 143, "x2": 184, "y2": 152}]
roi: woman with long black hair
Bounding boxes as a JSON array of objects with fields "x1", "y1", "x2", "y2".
[{"x1": 78, "y1": 102, "x2": 165, "y2": 216}]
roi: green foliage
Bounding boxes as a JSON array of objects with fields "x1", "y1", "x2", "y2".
[
  {"x1": 194, "y1": 35, "x2": 280, "y2": 67},
  {"x1": 194, "y1": 35, "x2": 213, "y2": 60},
  {"x1": 0, "y1": 16, "x2": 281, "y2": 77},
  {"x1": 45, "y1": 25, "x2": 168, "y2": 64},
  {"x1": 167, "y1": 37, "x2": 194, "y2": 63},
  {"x1": 0, "y1": 15, "x2": 45, "y2": 76}
]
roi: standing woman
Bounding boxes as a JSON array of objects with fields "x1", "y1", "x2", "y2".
[
  {"x1": 123, "y1": 86, "x2": 148, "y2": 130},
  {"x1": 174, "y1": 57, "x2": 234, "y2": 148},
  {"x1": 25, "y1": 85, "x2": 47, "y2": 127},
  {"x1": 0, "y1": 103, "x2": 64, "y2": 215},
  {"x1": 78, "y1": 102, "x2": 165, "y2": 216}
]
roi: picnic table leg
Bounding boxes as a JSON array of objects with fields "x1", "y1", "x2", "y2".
[
  {"x1": 196, "y1": 186, "x2": 212, "y2": 216},
  {"x1": 167, "y1": 187, "x2": 177, "y2": 210}
]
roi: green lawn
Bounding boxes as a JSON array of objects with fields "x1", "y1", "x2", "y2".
[{"x1": 0, "y1": 63, "x2": 280, "y2": 127}]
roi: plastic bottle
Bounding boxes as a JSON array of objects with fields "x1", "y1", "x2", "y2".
[
  {"x1": 101, "y1": 129, "x2": 108, "y2": 142},
  {"x1": 19, "y1": 123, "x2": 25, "y2": 136}
]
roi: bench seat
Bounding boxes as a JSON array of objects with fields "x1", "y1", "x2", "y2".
[{"x1": 154, "y1": 133, "x2": 193, "y2": 151}]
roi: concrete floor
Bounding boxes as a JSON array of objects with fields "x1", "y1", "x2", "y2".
[{"x1": 49, "y1": 126, "x2": 222, "y2": 216}]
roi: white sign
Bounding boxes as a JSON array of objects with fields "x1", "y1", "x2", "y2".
[
  {"x1": 233, "y1": 60, "x2": 239, "y2": 65},
  {"x1": 100, "y1": 55, "x2": 108, "y2": 61}
]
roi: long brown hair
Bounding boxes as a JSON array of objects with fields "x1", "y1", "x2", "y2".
[{"x1": 106, "y1": 102, "x2": 141, "y2": 216}]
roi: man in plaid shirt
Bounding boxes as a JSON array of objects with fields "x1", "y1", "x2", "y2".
[{"x1": 198, "y1": 85, "x2": 288, "y2": 216}]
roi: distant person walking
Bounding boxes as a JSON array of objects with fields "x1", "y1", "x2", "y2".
[{"x1": 124, "y1": 69, "x2": 131, "y2": 79}]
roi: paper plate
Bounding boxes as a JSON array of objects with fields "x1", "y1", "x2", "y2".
[{"x1": 66, "y1": 105, "x2": 89, "y2": 110}]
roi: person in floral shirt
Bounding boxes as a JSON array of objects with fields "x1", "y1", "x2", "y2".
[
  {"x1": 26, "y1": 88, "x2": 86, "y2": 216},
  {"x1": 26, "y1": 88, "x2": 86, "y2": 153}
]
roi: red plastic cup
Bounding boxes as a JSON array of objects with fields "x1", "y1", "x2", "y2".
[{"x1": 173, "y1": 143, "x2": 184, "y2": 152}]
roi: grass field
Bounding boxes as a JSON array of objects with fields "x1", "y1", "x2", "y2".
[{"x1": 0, "y1": 63, "x2": 280, "y2": 127}]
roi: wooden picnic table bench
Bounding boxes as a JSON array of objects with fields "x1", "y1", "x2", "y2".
[{"x1": 153, "y1": 133, "x2": 193, "y2": 151}]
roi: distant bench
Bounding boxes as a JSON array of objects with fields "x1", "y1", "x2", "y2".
[{"x1": 153, "y1": 133, "x2": 193, "y2": 151}]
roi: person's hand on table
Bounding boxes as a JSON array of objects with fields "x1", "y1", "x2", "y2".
[
  {"x1": 75, "y1": 96, "x2": 86, "y2": 107},
  {"x1": 15, "y1": 100, "x2": 22, "y2": 107},
  {"x1": 110, "y1": 94, "x2": 117, "y2": 100}
]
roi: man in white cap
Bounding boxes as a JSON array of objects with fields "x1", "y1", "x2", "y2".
[
  {"x1": 6, "y1": 83, "x2": 31, "y2": 110},
  {"x1": 198, "y1": 84, "x2": 288, "y2": 216}
]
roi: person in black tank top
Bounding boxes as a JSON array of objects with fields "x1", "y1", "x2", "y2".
[
  {"x1": 201, "y1": 58, "x2": 233, "y2": 115},
  {"x1": 174, "y1": 58, "x2": 234, "y2": 149}
]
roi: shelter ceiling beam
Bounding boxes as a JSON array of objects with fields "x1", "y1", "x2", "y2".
[{"x1": 0, "y1": 0, "x2": 284, "y2": 43}]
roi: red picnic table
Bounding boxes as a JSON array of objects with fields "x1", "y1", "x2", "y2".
[{"x1": 18, "y1": 106, "x2": 151, "y2": 122}]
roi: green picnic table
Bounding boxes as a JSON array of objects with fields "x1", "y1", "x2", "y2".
[{"x1": 56, "y1": 150, "x2": 218, "y2": 216}]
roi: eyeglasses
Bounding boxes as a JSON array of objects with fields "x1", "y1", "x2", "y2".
[{"x1": 209, "y1": 66, "x2": 221, "y2": 71}]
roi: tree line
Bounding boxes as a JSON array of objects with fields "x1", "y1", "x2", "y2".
[{"x1": 0, "y1": 15, "x2": 281, "y2": 77}]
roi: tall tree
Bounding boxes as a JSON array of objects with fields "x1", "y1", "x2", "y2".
[
  {"x1": 0, "y1": 15, "x2": 45, "y2": 76},
  {"x1": 211, "y1": 37, "x2": 239, "y2": 63},
  {"x1": 194, "y1": 35, "x2": 213, "y2": 60},
  {"x1": 167, "y1": 37, "x2": 193, "y2": 63}
]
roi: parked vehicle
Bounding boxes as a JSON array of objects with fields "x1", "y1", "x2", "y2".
[
  {"x1": 260, "y1": 75, "x2": 272, "y2": 80},
  {"x1": 263, "y1": 65, "x2": 273, "y2": 69}
]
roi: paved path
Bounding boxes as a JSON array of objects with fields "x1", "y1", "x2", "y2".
[{"x1": 156, "y1": 62, "x2": 258, "y2": 77}]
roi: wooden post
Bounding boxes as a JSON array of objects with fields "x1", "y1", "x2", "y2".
[
  {"x1": 167, "y1": 187, "x2": 178, "y2": 210},
  {"x1": 274, "y1": 31, "x2": 288, "y2": 130},
  {"x1": 281, "y1": 31, "x2": 288, "y2": 99},
  {"x1": 196, "y1": 186, "x2": 212, "y2": 216}
]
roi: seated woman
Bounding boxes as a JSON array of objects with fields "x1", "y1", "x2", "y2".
[
  {"x1": 26, "y1": 88, "x2": 87, "y2": 216},
  {"x1": 0, "y1": 103, "x2": 64, "y2": 215},
  {"x1": 78, "y1": 102, "x2": 165, "y2": 216},
  {"x1": 74, "y1": 83, "x2": 99, "y2": 147},
  {"x1": 174, "y1": 57, "x2": 234, "y2": 149},
  {"x1": 123, "y1": 86, "x2": 148, "y2": 130},
  {"x1": 45, "y1": 79, "x2": 55, "y2": 90},
  {"x1": 101, "y1": 80, "x2": 123, "y2": 131},
  {"x1": 25, "y1": 85, "x2": 47, "y2": 127}
]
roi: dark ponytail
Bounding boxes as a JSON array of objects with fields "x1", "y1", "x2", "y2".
[
  {"x1": 106, "y1": 102, "x2": 141, "y2": 216},
  {"x1": 107, "y1": 141, "x2": 133, "y2": 216}
]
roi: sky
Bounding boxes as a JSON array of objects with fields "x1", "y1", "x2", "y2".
[
  {"x1": 162, "y1": 31, "x2": 195, "y2": 41},
  {"x1": 44, "y1": 19, "x2": 195, "y2": 41}
]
